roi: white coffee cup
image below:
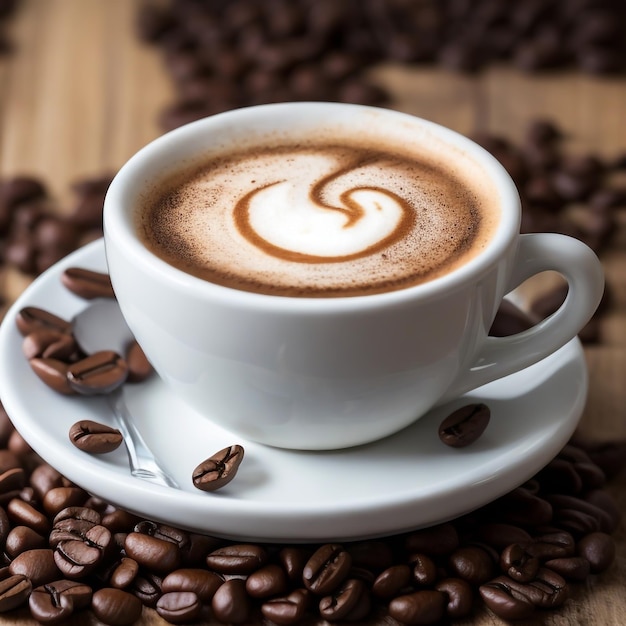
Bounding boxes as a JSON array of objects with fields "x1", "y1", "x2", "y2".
[{"x1": 103, "y1": 102, "x2": 604, "y2": 450}]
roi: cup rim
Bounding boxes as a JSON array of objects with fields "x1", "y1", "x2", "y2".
[{"x1": 104, "y1": 102, "x2": 521, "y2": 312}]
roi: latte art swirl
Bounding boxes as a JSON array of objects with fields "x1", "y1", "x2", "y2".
[
  {"x1": 235, "y1": 162, "x2": 414, "y2": 263},
  {"x1": 139, "y1": 142, "x2": 496, "y2": 297}
]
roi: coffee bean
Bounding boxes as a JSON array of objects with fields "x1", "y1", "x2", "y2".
[
  {"x1": 124, "y1": 531, "x2": 182, "y2": 574},
  {"x1": 372, "y1": 564, "x2": 412, "y2": 599},
  {"x1": 125, "y1": 340, "x2": 153, "y2": 383},
  {"x1": 69, "y1": 420, "x2": 123, "y2": 454},
  {"x1": 261, "y1": 588, "x2": 311, "y2": 625},
  {"x1": 246, "y1": 563, "x2": 288, "y2": 598},
  {"x1": 67, "y1": 351, "x2": 128, "y2": 395},
  {"x1": 5, "y1": 525, "x2": 47, "y2": 557},
  {"x1": 479, "y1": 577, "x2": 535, "y2": 620},
  {"x1": 476, "y1": 522, "x2": 533, "y2": 549},
  {"x1": 212, "y1": 579, "x2": 251, "y2": 624},
  {"x1": 54, "y1": 523, "x2": 113, "y2": 578},
  {"x1": 278, "y1": 546, "x2": 311, "y2": 582},
  {"x1": 0, "y1": 574, "x2": 31, "y2": 612},
  {"x1": 22, "y1": 329, "x2": 77, "y2": 361},
  {"x1": 303, "y1": 544, "x2": 352, "y2": 594},
  {"x1": 9, "y1": 549, "x2": 60, "y2": 587},
  {"x1": 129, "y1": 571, "x2": 162, "y2": 608},
  {"x1": 577, "y1": 532, "x2": 616, "y2": 573},
  {"x1": 29, "y1": 579, "x2": 92, "y2": 624},
  {"x1": 192, "y1": 444, "x2": 244, "y2": 492},
  {"x1": 7, "y1": 498, "x2": 50, "y2": 535},
  {"x1": 435, "y1": 577, "x2": 474, "y2": 618},
  {"x1": 500, "y1": 543, "x2": 540, "y2": 582},
  {"x1": 439, "y1": 403, "x2": 491, "y2": 447},
  {"x1": 523, "y1": 530, "x2": 576, "y2": 560},
  {"x1": 319, "y1": 577, "x2": 368, "y2": 621},
  {"x1": 15, "y1": 307, "x2": 71, "y2": 336},
  {"x1": 29, "y1": 358, "x2": 75, "y2": 395},
  {"x1": 91, "y1": 588, "x2": 143, "y2": 626},
  {"x1": 61, "y1": 267, "x2": 115, "y2": 299},
  {"x1": 544, "y1": 556, "x2": 591, "y2": 581},
  {"x1": 389, "y1": 590, "x2": 447, "y2": 625},
  {"x1": 156, "y1": 591, "x2": 202, "y2": 624},
  {"x1": 109, "y1": 557, "x2": 139, "y2": 589},
  {"x1": 162, "y1": 568, "x2": 222, "y2": 602},
  {"x1": 449, "y1": 545, "x2": 495, "y2": 585},
  {"x1": 410, "y1": 552, "x2": 438, "y2": 586},
  {"x1": 206, "y1": 543, "x2": 268, "y2": 575}
]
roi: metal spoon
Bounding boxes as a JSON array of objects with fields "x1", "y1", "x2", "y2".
[{"x1": 72, "y1": 298, "x2": 179, "y2": 489}]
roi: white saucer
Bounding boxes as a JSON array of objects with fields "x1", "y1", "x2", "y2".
[{"x1": 0, "y1": 240, "x2": 588, "y2": 543}]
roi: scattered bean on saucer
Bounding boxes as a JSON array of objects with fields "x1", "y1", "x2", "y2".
[
  {"x1": 439, "y1": 403, "x2": 491, "y2": 448},
  {"x1": 192, "y1": 445, "x2": 245, "y2": 492},
  {"x1": 69, "y1": 420, "x2": 123, "y2": 454}
]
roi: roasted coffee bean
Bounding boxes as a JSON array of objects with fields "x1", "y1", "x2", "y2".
[
  {"x1": 491, "y1": 487, "x2": 553, "y2": 525},
  {"x1": 54, "y1": 524, "x2": 112, "y2": 578},
  {"x1": 584, "y1": 489, "x2": 621, "y2": 533},
  {"x1": 389, "y1": 589, "x2": 447, "y2": 625},
  {"x1": 67, "y1": 351, "x2": 128, "y2": 395},
  {"x1": 91, "y1": 587, "x2": 143, "y2": 626},
  {"x1": 0, "y1": 467, "x2": 26, "y2": 496},
  {"x1": 192, "y1": 444, "x2": 244, "y2": 492},
  {"x1": 9, "y1": 549, "x2": 60, "y2": 587},
  {"x1": 16, "y1": 307, "x2": 71, "y2": 336},
  {"x1": 319, "y1": 578, "x2": 368, "y2": 621},
  {"x1": 261, "y1": 588, "x2": 311, "y2": 625},
  {"x1": 435, "y1": 577, "x2": 473, "y2": 618},
  {"x1": 42, "y1": 487, "x2": 87, "y2": 517},
  {"x1": 245, "y1": 563, "x2": 288, "y2": 598},
  {"x1": 61, "y1": 267, "x2": 114, "y2": 299},
  {"x1": 523, "y1": 530, "x2": 576, "y2": 560},
  {"x1": 410, "y1": 553, "x2": 438, "y2": 586},
  {"x1": 5, "y1": 525, "x2": 47, "y2": 557},
  {"x1": 7, "y1": 498, "x2": 50, "y2": 535},
  {"x1": 206, "y1": 543, "x2": 268, "y2": 575},
  {"x1": 449, "y1": 545, "x2": 495, "y2": 585},
  {"x1": 303, "y1": 544, "x2": 352, "y2": 594},
  {"x1": 129, "y1": 571, "x2": 162, "y2": 607},
  {"x1": 29, "y1": 358, "x2": 74, "y2": 395},
  {"x1": 156, "y1": 591, "x2": 202, "y2": 624},
  {"x1": 125, "y1": 341, "x2": 153, "y2": 383},
  {"x1": 133, "y1": 520, "x2": 189, "y2": 550},
  {"x1": 278, "y1": 546, "x2": 311, "y2": 582},
  {"x1": 372, "y1": 564, "x2": 412, "y2": 599},
  {"x1": 347, "y1": 540, "x2": 393, "y2": 572},
  {"x1": 500, "y1": 543, "x2": 540, "y2": 582},
  {"x1": 479, "y1": 577, "x2": 535, "y2": 620},
  {"x1": 29, "y1": 579, "x2": 92, "y2": 625},
  {"x1": 69, "y1": 421, "x2": 123, "y2": 455},
  {"x1": 0, "y1": 574, "x2": 31, "y2": 612},
  {"x1": 212, "y1": 579, "x2": 251, "y2": 624},
  {"x1": 162, "y1": 568, "x2": 222, "y2": 602},
  {"x1": 439, "y1": 403, "x2": 491, "y2": 447},
  {"x1": 124, "y1": 531, "x2": 182, "y2": 574},
  {"x1": 109, "y1": 557, "x2": 139, "y2": 589},
  {"x1": 22, "y1": 329, "x2": 77, "y2": 361},
  {"x1": 577, "y1": 532, "x2": 616, "y2": 573},
  {"x1": 547, "y1": 493, "x2": 614, "y2": 534},
  {"x1": 544, "y1": 556, "x2": 591, "y2": 581}
]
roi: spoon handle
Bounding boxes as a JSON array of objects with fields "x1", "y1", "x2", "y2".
[{"x1": 108, "y1": 389, "x2": 179, "y2": 489}]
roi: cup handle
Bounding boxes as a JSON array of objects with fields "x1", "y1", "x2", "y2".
[{"x1": 441, "y1": 232, "x2": 604, "y2": 401}]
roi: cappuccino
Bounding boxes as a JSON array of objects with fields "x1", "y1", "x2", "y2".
[{"x1": 137, "y1": 139, "x2": 498, "y2": 297}]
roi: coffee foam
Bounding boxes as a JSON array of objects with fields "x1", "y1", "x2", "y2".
[{"x1": 139, "y1": 141, "x2": 498, "y2": 297}]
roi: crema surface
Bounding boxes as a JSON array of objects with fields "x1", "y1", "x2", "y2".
[{"x1": 138, "y1": 143, "x2": 495, "y2": 297}]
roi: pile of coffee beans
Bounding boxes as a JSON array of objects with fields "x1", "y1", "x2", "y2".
[
  {"x1": 136, "y1": 0, "x2": 626, "y2": 130},
  {"x1": 0, "y1": 405, "x2": 622, "y2": 624},
  {"x1": 0, "y1": 174, "x2": 113, "y2": 278}
]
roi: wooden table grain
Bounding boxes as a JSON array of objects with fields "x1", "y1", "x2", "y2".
[{"x1": 0, "y1": 1, "x2": 625, "y2": 624}]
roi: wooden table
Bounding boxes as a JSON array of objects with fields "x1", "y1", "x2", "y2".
[{"x1": 0, "y1": 1, "x2": 624, "y2": 624}]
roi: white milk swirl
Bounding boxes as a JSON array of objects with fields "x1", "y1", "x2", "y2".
[{"x1": 139, "y1": 143, "x2": 493, "y2": 297}]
